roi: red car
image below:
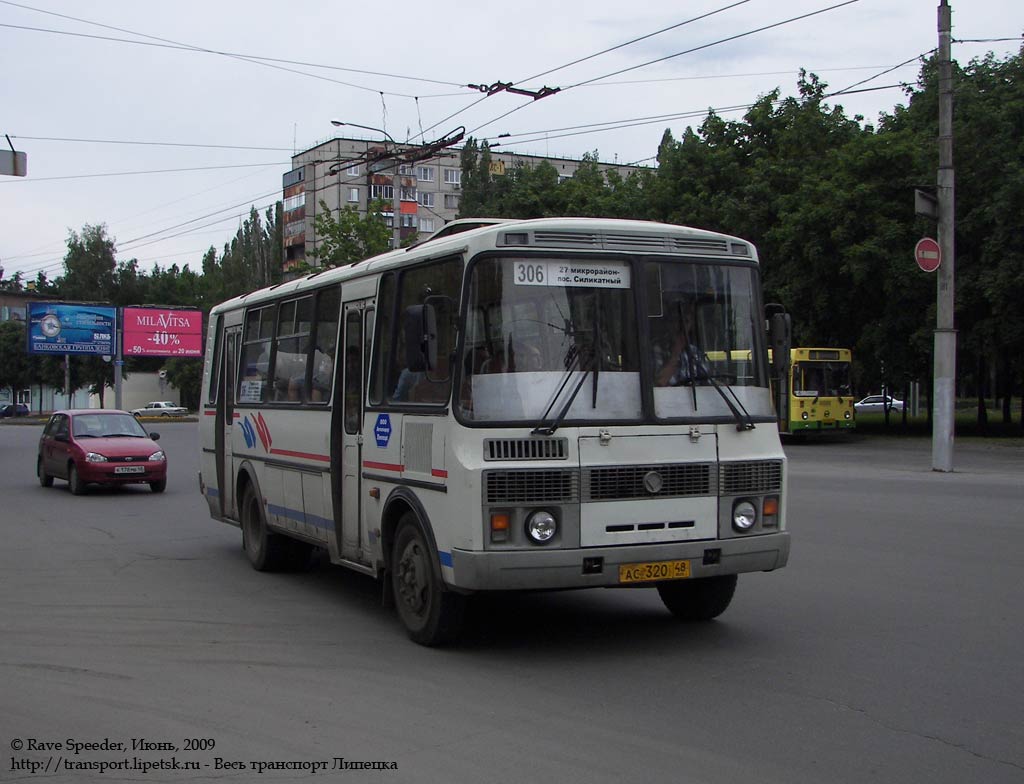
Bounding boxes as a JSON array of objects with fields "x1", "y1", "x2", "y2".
[{"x1": 37, "y1": 409, "x2": 168, "y2": 494}]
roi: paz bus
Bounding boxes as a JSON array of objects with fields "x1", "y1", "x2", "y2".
[
  {"x1": 774, "y1": 347, "x2": 855, "y2": 435},
  {"x1": 199, "y1": 217, "x2": 791, "y2": 645}
]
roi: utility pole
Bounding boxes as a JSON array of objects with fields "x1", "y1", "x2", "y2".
[
  {"x1": 932, "y1": 0, "x2": 956, "y2": 472},
  {"x1": 114, "y1": 308, "x2": 123, "y2": 410}
]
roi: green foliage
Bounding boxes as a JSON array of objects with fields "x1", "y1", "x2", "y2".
[
  {"x1": 61, "y1": 224, "x2": 118, "y2": 302},
  {"x1": 0, "y1": 320, "x2": 32, "y2": 395},
  {"x1": 163, "y1": 358, "x2": 203, "y2": 409},
  {"x1": 459, "y1": 146, "x2": 648, "y2": 220},
  {"x1": 307, "y1": 201, "x2": 391, "y2": 269}
]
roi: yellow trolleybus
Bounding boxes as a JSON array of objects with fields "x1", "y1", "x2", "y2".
[
  {"x1": 775, "y1": 347, "x2": 855, "y2": 435},
  {"x1": 199, "y1": 217, "x2": 791, "y2": 645}
]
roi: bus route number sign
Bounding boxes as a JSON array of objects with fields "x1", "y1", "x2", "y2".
[
  {"x1": 374, "y1": 414, "x2": 392, "y2": 448},
  {"x1": 513, "y1": 260, "x2": 630, "y2": 289}
]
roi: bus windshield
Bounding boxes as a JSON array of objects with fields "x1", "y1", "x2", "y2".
[
  {"x1": 793, "y1": 360, "x2": 852, "y2": 397},
  {"x1": 458, "y1": 256, "x2": 771, "y2": 423}
]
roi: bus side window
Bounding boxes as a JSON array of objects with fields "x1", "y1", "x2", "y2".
[
  {"x1": 239, "y1": 306, "x2": 274, "y2": 404},
  {"x1": 310, "y1": 287, "x2": 340, "y2": 404},
  {"x1": 273, "y1": 296, "x2": 313, "y2": 403},
  {"x1": 386, "y1": 257, "x2": 461, "y2": 405},
  {"x1": 369, "y1": 274, "x2": 395, "y2": 406},
  {"x1": 343, "y1": 311, "x2": 362, "y2": 433}
]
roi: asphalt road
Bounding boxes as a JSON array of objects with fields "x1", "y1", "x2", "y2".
[{"x1": 1, "y1": 421, "x2": 1021, "y2": 783}]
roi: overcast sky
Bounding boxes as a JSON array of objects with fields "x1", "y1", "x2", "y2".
[{"x1": 1, "y1": 0, "x2": 1021, "y2": 285}]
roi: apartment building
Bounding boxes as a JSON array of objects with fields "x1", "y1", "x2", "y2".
[{"x1": 282, "y1": 136, "x2": 644, "y2": 270}]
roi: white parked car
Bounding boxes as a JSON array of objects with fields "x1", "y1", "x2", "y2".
[
  {"x1": 131, "y1": 401, "x2": 188, "y2": 417},
  {"x1": 854, "y1": 394, "x2": 904, "y2": 414}
]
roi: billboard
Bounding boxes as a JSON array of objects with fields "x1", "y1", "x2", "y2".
[
  {"x1": 27, "y1": 302, "x2": 116, "y2": 355},
  {"x1": 122, "y1": 307, "x2": 203, "y2": 357}
]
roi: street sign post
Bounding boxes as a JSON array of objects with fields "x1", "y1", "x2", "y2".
[{"x1": 915, "y1": 237, "x2": 941, "y2": 272}]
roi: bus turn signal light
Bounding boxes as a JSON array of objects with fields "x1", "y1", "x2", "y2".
[{"x1": 491, "y1": 513, "x2": 511, "y2": 542}]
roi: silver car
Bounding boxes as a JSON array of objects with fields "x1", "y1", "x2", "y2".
[
  {"x1": 854, "y1": 394, "x2": 904, "y2": 413},
  {"x1": 131, "y1": 401, "x2": 188, "y2": 417}
]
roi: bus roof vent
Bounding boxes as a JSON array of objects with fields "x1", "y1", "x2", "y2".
[
  {"x1": 484, "y1": 437, "x2": 569, "y2": 461},
  {"x1": 669, "y1": 237, "x2": 731, "y2": 254},
  {"x1": 531, "y1": 231, "x2": 602, "y2": 248},
  {"x1": 604, "y1": 233, "x2": 669, "y2": 250}
]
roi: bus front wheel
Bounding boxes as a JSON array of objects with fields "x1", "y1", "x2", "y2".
[
  {"x1": 391, "y1": 515, "x2": 465, "y2": 646},
  {"x1": 657, "y1": 574, "x2": 738, "y2": 621}
]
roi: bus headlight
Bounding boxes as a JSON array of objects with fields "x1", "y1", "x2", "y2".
[
  {"x1": 845, "y1": 411, "x2": 852, "y2": 419},
  {"x1": 526, "y1": 510, "x2": 557, "y2": 544},
  {"x1": 801, "y1": 411, "x2": 809, "y2": 420},
  {"x1": 732, "y1": 500, "x2": 757, "y2": 532}
]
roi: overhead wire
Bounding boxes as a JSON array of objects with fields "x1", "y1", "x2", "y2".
[
  {"x1": 569, "y1": 63, "x2": 922, "y2": 89},
  {"x1": 7, "y1": 149, "x2": 380, "y2": 276},
  {"x1": 2, "y1": 164, "x2": 280, "y2": 265},
  {"x1": 825, "y1": 51, "x2": 932, "y2": 97},
  {"x1": 465, "y1": 0, "x2": 863, "y2": 138},
  {"x1": 567, "y1": 0, "x2": 862, "y2": 90},
  {"x1": 0, "y1": 21, "x2": 443, "y2": 99},
  {"x1": 0, "y1": 161, "x2": 289, "y2": 184},
  {"x1": 429, "y1": 0, "x2": 759, "y2": 141},
  {"x1": 7, "y1": 134, "x2": 294, "y2": 152},
  {"x1": 0, "y1": 0, "x2": 469, "y2": 99},
  {"x1": 0, "y1": 0, "x2": 468, "y2": 89},
  {"x1": 515, "y1": 0, "x2": 754, "y2": 84}
]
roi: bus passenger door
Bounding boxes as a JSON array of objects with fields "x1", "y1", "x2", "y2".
[
  {"x1": 219, "y1": 326, "x2": 241, "y2": 519},
  {"x1": 336, "y1": 304, "x2": 368, "y2": 563}
]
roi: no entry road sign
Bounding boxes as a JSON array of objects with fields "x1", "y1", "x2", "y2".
[{"x1": 915, "y1": 237, "x2": 941, "y2": 272}]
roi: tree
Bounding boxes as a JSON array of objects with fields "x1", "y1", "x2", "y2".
[
  {"x1": 48, "y1": 225, "x2": 120, "y2": 403},
  {"x1": 0, "y1": 321, "x2": 31, "y2": 400},
  {"x1": 307, "y1": 201, "x2": 391, "y2": 269},
  {"x1": 163, "y1": 357, "x2": 203, "y2": 410},
  {"x1": 61, "y1": 224, "x2": 117, "y2": 302}
]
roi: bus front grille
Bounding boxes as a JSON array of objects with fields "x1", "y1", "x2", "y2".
[
  {"x1": 484, "y1": 460, "x2": 781, "y2": 505},
  {"x1": 484, "y1": 469, "x2": 579, "y2": 504},
  {"x1": 719, "y1": 460, "x2": 783, "y2": 494},
  {"x1": 583, "y1": 463, "x2": 713, "y2": 501}
]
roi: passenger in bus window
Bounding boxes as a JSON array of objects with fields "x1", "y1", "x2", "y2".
[
  {"x1": 310, "y1": 334, "x2": 336, "y2": 402},
  {"x1": 392, "y1": 366, "x2": 423, "y2": 401}
]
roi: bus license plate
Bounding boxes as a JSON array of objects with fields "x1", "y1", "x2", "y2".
[
  {"x1": 114, "y1": 466, "x2": 145, "y2": 475},
  {"x1": 618, "y1": 559, "x2": 691, "y2": 584}
]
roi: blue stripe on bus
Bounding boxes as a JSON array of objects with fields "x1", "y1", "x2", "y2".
[
  {"x1": 439, "y1": 550, "x2": 453, "y2": 568},
  {"x1": 267, "y1": 503, "x2": 334, "y2": 531},
  {"x1": 206, "y1": 487, "x2": 220, "y2": 498}
]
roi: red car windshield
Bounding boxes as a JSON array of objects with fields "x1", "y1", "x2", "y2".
[{"x1": 73, "y1": 413, "x2": 149, "y2": 439}]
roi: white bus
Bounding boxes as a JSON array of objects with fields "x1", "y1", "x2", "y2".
[{"x1": 199, "y1": 217, "x2": 791, "y2": 645}]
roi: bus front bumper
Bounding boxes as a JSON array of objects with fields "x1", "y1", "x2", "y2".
[{"x1": 447, "y1": 531, "x2": 790, "y2": 591}]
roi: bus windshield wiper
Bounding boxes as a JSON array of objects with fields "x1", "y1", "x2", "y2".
[
  {"x1": 703, "y1": 371, "x2": 756, "y2": 431},
  {"x1": 531, "y1": 346, "x2": 591, "y2": 436}
]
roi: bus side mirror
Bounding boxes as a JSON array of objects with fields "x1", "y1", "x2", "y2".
[
  {"x1": 404, "y1": 304, "x2": 438, "y2": 373},
  {"x1": 768, "y1": 312, "x2": 791, "y2": 375}
]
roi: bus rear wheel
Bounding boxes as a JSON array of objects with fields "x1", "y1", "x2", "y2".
[
  {"x1": 391, "y1": 515, "x2": 465, "y2": 646},
  {"x1": 240, "y1": 484, "x2": 309, "y2": 571},
  {"x1": 657, "y1": 574, "x2": 738, "y2": 621}
]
